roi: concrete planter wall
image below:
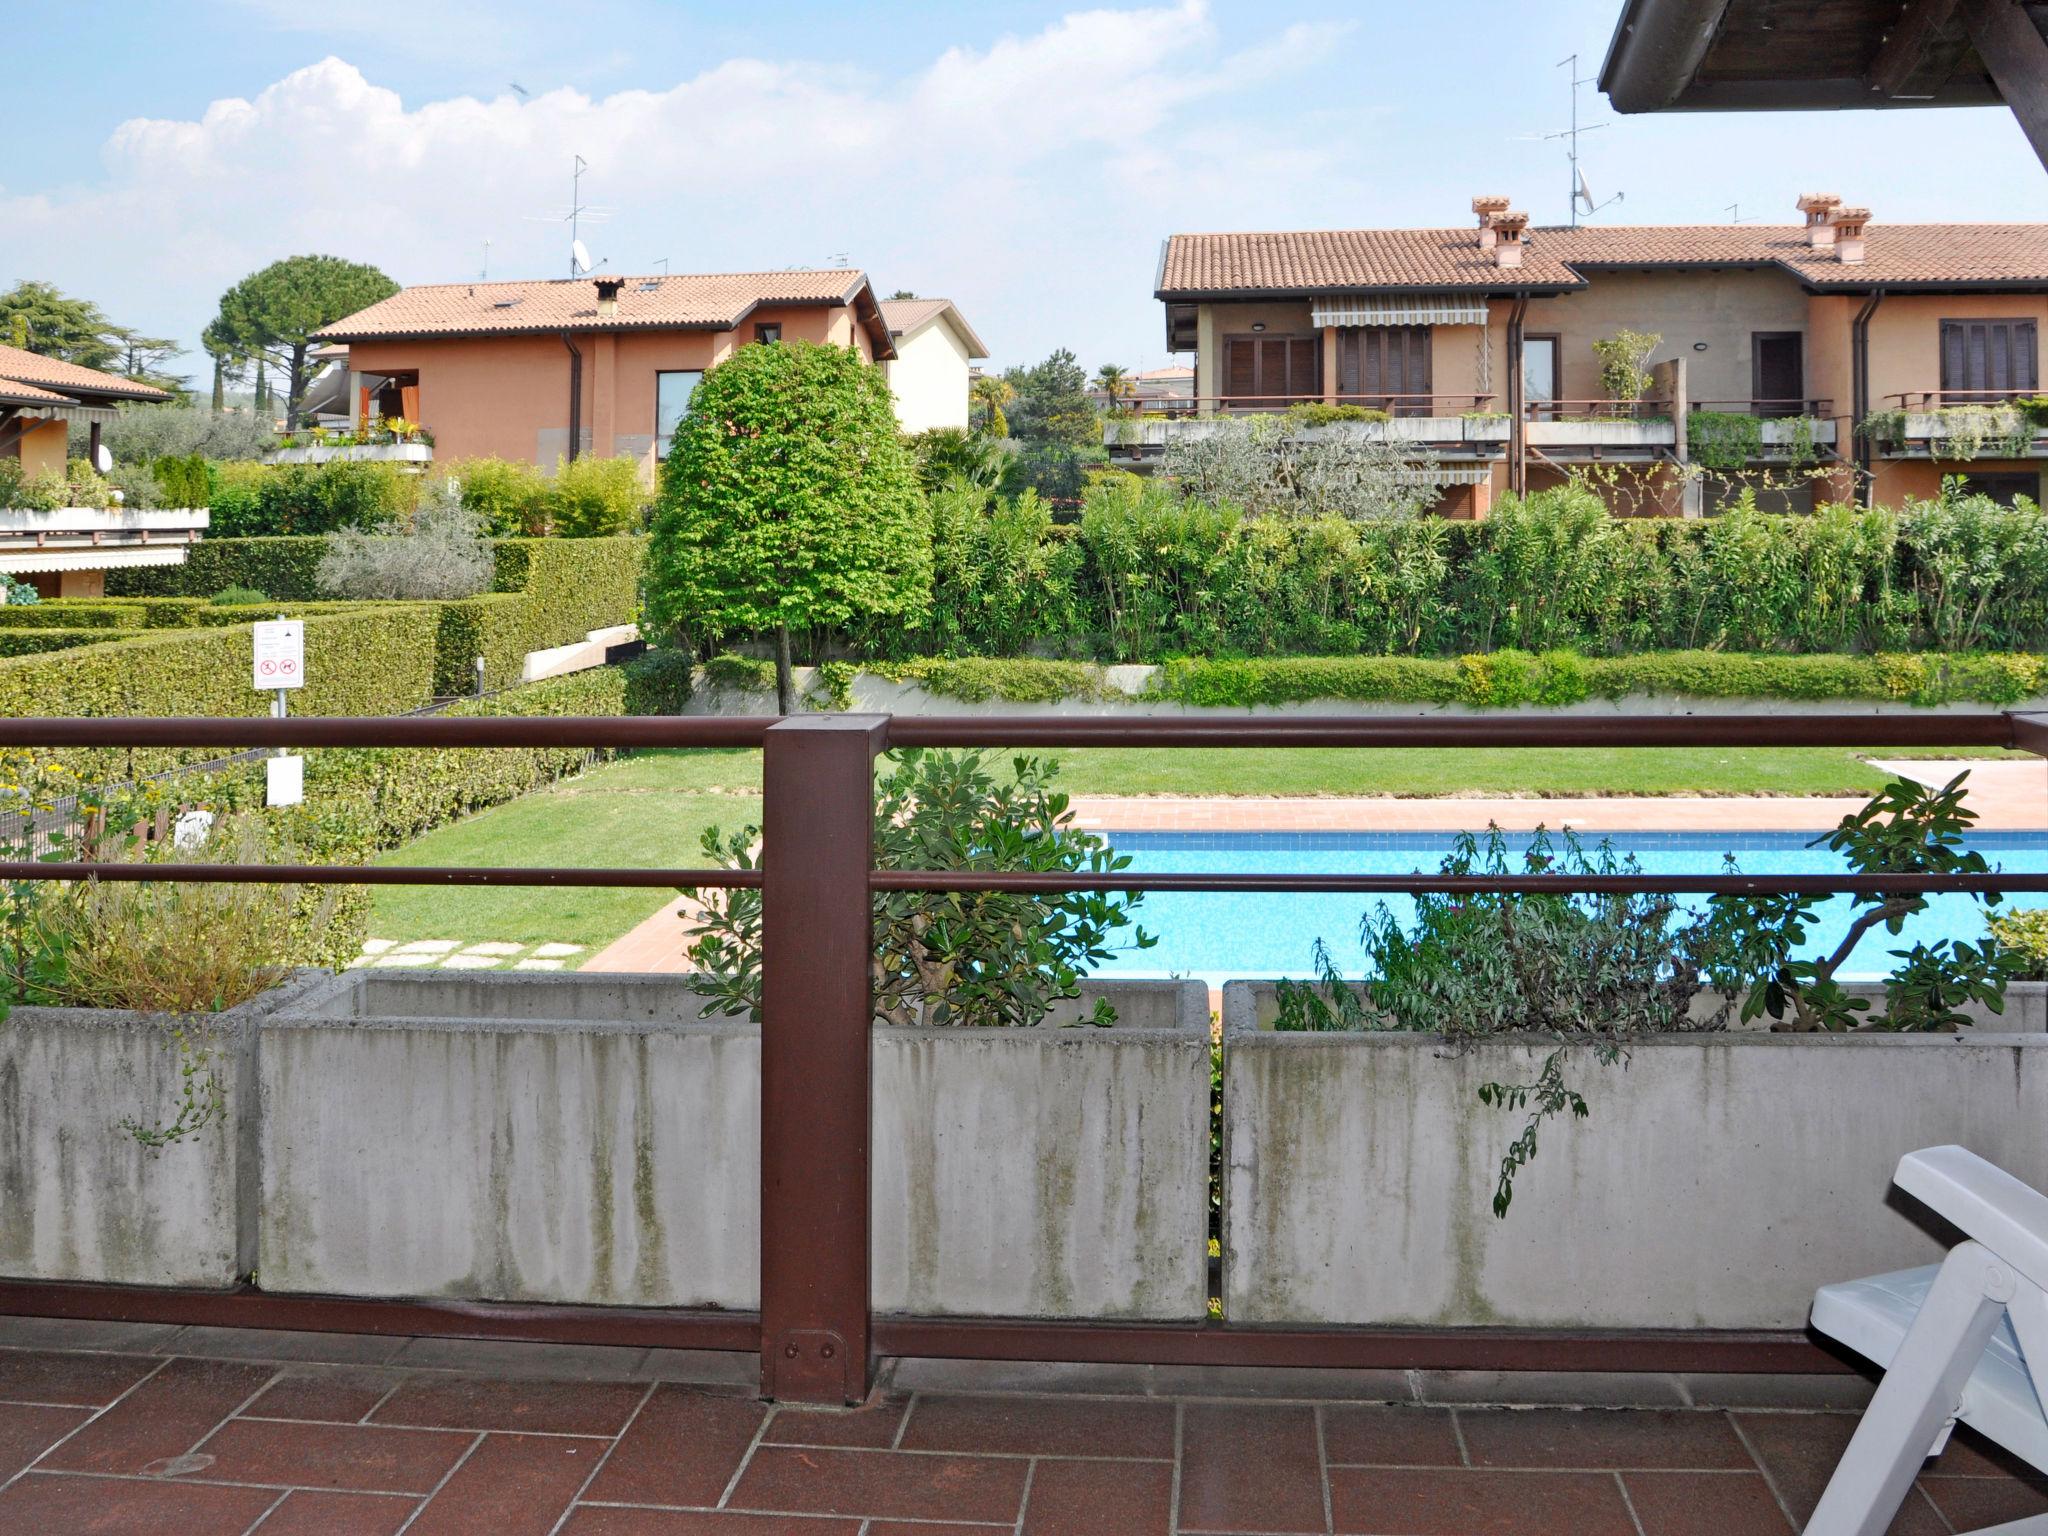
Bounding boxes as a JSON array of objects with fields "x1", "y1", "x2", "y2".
[
  {"x1": 0, "y1": 971, "x2": 324, "y2": 1289},
  {"x1": 1527, "y1": 420, "x2": 1676, "y2": 448},
  {"x1": 268, "y1": 442, "x2": 433, "y2": 466},
  {"x1": 260, "y1": 972, "x2": 1210, "y2": 1319},
  {"x1": 1221, "y1": 981, "x2": 2048, "y2": 1331},
  {"x1": 873, "y1": 982, "x2": 1212, "y2": 1320}
]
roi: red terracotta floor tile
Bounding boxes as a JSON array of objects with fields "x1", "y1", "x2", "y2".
[
  {"x1": 763, "y1": 1394, "x2": 910, "y2": 1449},
  {"x1": 1178, "y1": 1401, "x2": 1325, "y2": 1533},
  {"x1": 1321, "y1": 1405, "x2": 1463, "y2": 1467},
  {"x1": 1731, "y1": 1413, "x2": 1948, "y2": 1535},
  {"x1": 37, "y1": 1357, "x2": 275, "y2": 1475},
  {"x1": 0, "y1": 1470, "x2": 280, "y2": 1534},
  {"x1": 0, "y1": 1350, "x2": 160, "y2": 1408},
  {"x1": 0, "y1": 1402, "x2": 90, "y2": 1479},
  {"x1": 1460, "y1": 1407, "x2": 1753, "y2": 1469},
  {"x1": 407, "y1": 1430, "x2": 607, "y2": 1536},
  {"x1": 372, "y1": 1375, "x2": 648, "y2": 1436},
  {"x1": 563, "y1": 1510, "x2": 863, "y2": 1533},
  {"x1": 1917, "y1": 1471, "x2": 2048, "y2": 1527},
  {"x1": 727, "y1": 1445, "x2": 1029, "y2": 1524},
  {"x1": 242, "y1": 1367, "x2": 402, "y2": 1424},
  {"x1": 1021, "y1": 1457, "x2": 1173, "y2": 1535},
  {"x1": 248, "y1": 1488, "x2": 420, "y2": 1535},
  {"x1": 1329, "y1": 1466, "x2": 1638, "y2": 1535},
  {"x1": 189, "y1": 1416, "x2": 474, "y2": 1493},
  {"x1": 1622, "y1": 1471, "x2": 1795, "y2": 1535},
  {"x1": 899, "y1": 1393, "x2": 1175, "y2": 1459},
  {"x1": 865, "y1": 1525, "x2": 1015, "y2": 1535},
  {"x1": 583, "y1": 1384, "x2": 767, "y2": 1507}
]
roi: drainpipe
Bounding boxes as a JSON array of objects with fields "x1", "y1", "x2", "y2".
[
  {"x1": 1506, "y1": 293, "x2": 1529, "y2": 497},
  {"x1": 561, "y1": 333, "x2": 584, "y2": 464},
  {"x1": 1850, "y1": 290, "x2": 1885, "y2": 489}
]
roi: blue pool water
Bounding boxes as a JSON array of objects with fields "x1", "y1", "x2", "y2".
[{"x1": 1087, "y1": 829, "x2": 2048, "y2": 984}]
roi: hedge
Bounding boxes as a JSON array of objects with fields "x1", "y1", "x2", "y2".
[
  {"x1": 0, "y1": 603, "x2": 151, "y2": 630},
  {"x1": 106, "y1": 537, "x2": 327, "y2": 601},
  {"x1": 0, "y1": 628, "x2": 114, "y2": 657},
  {"x1": 490, "y1": 537, "x2": 643, "y2": 649}
]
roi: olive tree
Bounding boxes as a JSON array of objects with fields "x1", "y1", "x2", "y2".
[{"x1": 646, "y1": 340, "x2": 931, "y2": 712}]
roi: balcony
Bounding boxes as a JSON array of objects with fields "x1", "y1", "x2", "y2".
[
  {"x1": 0, "y1": 504, "x2": 210, "y2": 577},
  {"x1": 1524, "y1": 398, "x2": 1676, "y2": 460},
  {"x1": 269, "y1": 440, "x2": 434, "y2": 467},
  {"x1": 1104, "y1": 394, "x2": 1507, "y2": 461},
  {"x1": 1862, "y1": 390, "x2": 2048, "y2": 460}
]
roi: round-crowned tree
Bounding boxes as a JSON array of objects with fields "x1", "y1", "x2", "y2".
[{"x1": 647, "y1": 340, "x2": 930, "y2": 712}]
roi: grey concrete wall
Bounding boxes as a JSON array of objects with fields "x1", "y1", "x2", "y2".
[
  {"x1": 261, "y1": 973, "x2": 1211, "y2": 1320},
  {"x1": 1221, "y1": 981, "x2": 2048, "y2": 1330},
  {"x1": 260, "y1": 973, "x2": 761, "y2": 1309},
  {"x1": 0, "y1": 971, "x2": 324, "y2": 1288},
  {"x1": 873, "y1": 981, "x2": 1212, "y2": 1321}
]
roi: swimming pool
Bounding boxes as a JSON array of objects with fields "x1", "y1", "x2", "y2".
[{"x1": 1087, "y1": 828, "x2": 2048, "y2": 984}]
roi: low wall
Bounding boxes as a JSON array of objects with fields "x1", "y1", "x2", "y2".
[
  {"x1": 0, "y1": 971, "x2": 325, "y2": 1289},
  {"x1": 1220, "y1": 981, "x2": 2048, "y2": 1331},
  {"x1": 261, "y1": 972, "x2": 1211, "y2": 1320}
]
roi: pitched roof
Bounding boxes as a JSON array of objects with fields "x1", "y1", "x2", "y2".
[
  {"x1": 0, "y1": 343, "x2": 171, "y2": 405},
  {"x1": 1157, "y1": 222, "x2": 2048, "y2": 298},
  {"x1": 879, "y1": 297, "x2": 989, "y2": 358},
  {"x1": 317, "y1": 270, "x2": 880, "y2": 341},
  {"x1": 0, "y1": 377, "x2": 77, "y2": 407}
]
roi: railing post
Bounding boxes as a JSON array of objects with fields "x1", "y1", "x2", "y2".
[{"x1": 758, "y1": 714, "x2": 887, "y2": 1404}]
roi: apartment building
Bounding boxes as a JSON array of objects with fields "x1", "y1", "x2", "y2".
[{"x1": 1140, "y1": 195, "x2": 2048, "y2": 516}]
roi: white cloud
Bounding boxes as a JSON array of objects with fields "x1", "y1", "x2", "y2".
[{"x1": 0, "y1": 2, "x2": 1367, "y2": 377}]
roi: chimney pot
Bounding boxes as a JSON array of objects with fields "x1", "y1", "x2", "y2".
[
  {"x1": 1798, "y1": 192, "x2": 1842, "y2": 247},
  {"x1": 1472, "y1": 194, "x2": 1511, "y2": 249},
  {"x1": 1490, "y1": 210, "x2": 1529, "y2": 269},
  {"x1": 594, "y1": 276, "x2": 625, "y2": 317},
  {"x1": 1830, "y1": 207, "x2": 1870, "y2": 264}
]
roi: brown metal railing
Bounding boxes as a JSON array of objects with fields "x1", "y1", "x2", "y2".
[
  {"x1": 1884, "y1": 388, "x2": 2045, "y2": 410},
  {"x1": 1689, "y1": 397, "x2": 1836, "y2": 418},
  {"x1": 1154, "y1": 393, "x2": 1498, "y2": 417},
  {"x1": 6, "y1": 709, "x2": 2048, "y2": 1402},
  {"x1": 1524, "y1": 397, "x2": 1673, "y2": 422}
]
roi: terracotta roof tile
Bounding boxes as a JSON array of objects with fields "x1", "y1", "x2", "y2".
[
  {"x1": 1157, "y1": 222, "x2": 2048, "y2": 296},
  {"x1": 318, "y1": 270, "x2": 873, "y2": 341},
  {"x1": 878, "y1": 297, "x2": 989, "y2": 358},
  {"x1": 0, "y1": 377, "x2": 78, "y2": 407},
  {"x1": 0, "y1": 344, "x2": 172, "y2": 403}
]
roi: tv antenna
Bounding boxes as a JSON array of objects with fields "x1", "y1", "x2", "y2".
[
  {"x1": 1514, "y1": 54, "x2": 1624, "y2": 228},
  {"x1": 480, "y1": 237, "x2": 491, "y2": 281},
  {"x1": 1725, "y1": 202, "x2": 1757, "y2": 224},
  {"x1": 525, "y1": 154, "x2": 613, "y2": 276}
]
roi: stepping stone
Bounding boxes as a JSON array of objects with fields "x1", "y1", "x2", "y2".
[
  {"x1": 372, "y1": 954, "x2": 429, "y2": 967},
  {"x1": 514, "y1": 959, "x2": 565, "y2": 971},
  {"x1": 462, "y1": 942, "x2": 525, "y2": 956},
  {"x1": 531, "y1": 944, "x2": 584, "y2": 958},
  {"x1": 394, "y1": 939, "x2": 460, "y2": 954},
  {"x1": 359, "y1": 938, "x2": 397, "y2": 954},
  {"x1": 441, "y1": 954, "x2": 500, "y2": 970}
]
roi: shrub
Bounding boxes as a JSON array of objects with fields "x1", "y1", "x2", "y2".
[
  {"x1": 86, "y1": 404, "x2": 277, "y2": 464},
  {"x1": 1281, "y1": 402, "x2": 1389, "y2": 426},
  {"x1": 0, "y1": 573, "x2": 38, "y2": 606},
  {"x1": 0, "y1": 629, "x2": 109, "y2": 656},
  {"x1": 105, "y1": 463, "x2": 161, "y2": 509},
  {"x1": 1161, "y1": 414, "x2": 1441, "y2": 521},
  {"x1": 909, "y1": 428, "x2": 1011, "y2": 492},
  {"x1": 203, "y1": 460, "x2": 277, "y2": 536},
  {"x1": 439, "y1": 456, "x2": 551, "y2": 536},
  {"x1": 621, "y1": 646, "x2": 693, "y2": 714},
  {"x1": 547, "y1": 454, "x2": 646, "y2": 536},
  {"x1": 316, "y1": 485, "x2": 494, "y2": 600},
  {"x1": 151, "y1": 453, "x2": 211, "y2": 509},
  {"x1": 210, "y1": 585, "x2": 270, "y2": 606},
  {"x1": 682, "y1": 748, "x2": 1153, "y2": 1026},
  {"x1": 1989, "y1": 908, "x2": 2048, "y2": 980}
]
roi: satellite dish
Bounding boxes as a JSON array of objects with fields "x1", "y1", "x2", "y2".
[
  {"x1": 92, "y1": 444, "x2": 113, "y2": 474},
  {"x1": 571, "y1": 239, "x2": 592, "y2": 275}
]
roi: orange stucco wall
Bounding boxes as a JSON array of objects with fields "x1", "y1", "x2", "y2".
[
  {"x1": 347, "y1": 303, "x2": 877, "y2": 476},
  {"x1": 14, "y1": 419, "x2": 67, "y2": 476}
]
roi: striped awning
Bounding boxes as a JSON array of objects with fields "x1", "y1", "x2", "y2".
[{"x1": 1312, "y1": 295, "x2": 1490, "y2": 327}]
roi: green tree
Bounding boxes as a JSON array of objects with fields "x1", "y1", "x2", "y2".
[
  {"x1": 1005, "y1": 348, "x2": 1098, "y2": 449},
  {"x1": 646, "y1": 340, "x2": 931, "y2": 712},
  {"x1": 969, "y1": 373, "x2": 1014, "y2": 438},
  {"x1": 1093, "y1": 362, "x2": 1134, "y2": 412},
  {"x1": 200, "y1": 319, "x2": 250, "y2": 412},
  {"x1": 0, "y1": 281, "x2": 184, "y2": 392},
  {"x1": 211, "y1": 256, "x2": 398, "y2": 430}
]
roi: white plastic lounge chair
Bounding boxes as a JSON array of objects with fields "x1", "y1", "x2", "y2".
[{"x1": 1806, "y1": 1145, "x2": 2048, "y2": 1535}]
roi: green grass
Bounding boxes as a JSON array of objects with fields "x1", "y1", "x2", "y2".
[
  {"x1": 368, "y1": 752, "x2": 759, "y2": 955},
  {"x1": 365, "y1": 743, "x2": 2020, "y2": 955}
]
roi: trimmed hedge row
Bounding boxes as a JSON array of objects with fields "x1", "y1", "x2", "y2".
[
  {"x1": 106, "y1": 538, "x2": 327, "y2": 601},
  {"x1": 0, "y1": 628, "x2": 113, "y2": 657},
  {"x1": 0, "y1": 603, "x2": 151, "y2": 629}
]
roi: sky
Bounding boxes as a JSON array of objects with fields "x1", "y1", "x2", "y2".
[{"x1": 3, "y1": 0, "x2": 2045, "y2": 387}]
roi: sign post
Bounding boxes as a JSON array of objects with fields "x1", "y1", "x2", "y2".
[{"x1": 252, "y1": 618, "x2": 305, "y2": 806}]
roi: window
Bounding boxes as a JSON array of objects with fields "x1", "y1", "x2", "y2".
[
  {"x1": 1941, "y1": 319, "x2": 2038, "y2": 403},
  {"x1": 754, "y1": 322, "x2": 782, "y2": 345},
  {"x1": 1958, "y1": 471, "x2": 2041, "y2": 508},
  {"x1": 1337, "y1": 327, "x2": 1433, "y2": 416},
  {"x1": 1222, "y1": 334, "x2": 1321, "y2": 407},
  {"x1": 1522, "y1": 335, "x2": 1558, "y2": 411},
  {"x1": 655, "y1": 370, "x2": 702, "y2": 457},
  {"x1": 1751, "y1": 332, "x2": 1805, "y2": 417}
]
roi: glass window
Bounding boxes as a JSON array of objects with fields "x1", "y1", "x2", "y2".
[
  {"x1": 754, "y1": 322, "x2": 782, "y2": 345},
  {"x1": 655, "y1": 370, "x2": 702, "y2": 457},
  {"x1": 1522, "y1": 336, "x2": 1558, "y2": 405}
]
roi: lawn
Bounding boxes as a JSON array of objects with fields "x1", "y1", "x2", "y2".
[{"x1": 363, "y1": 742, "x2": 2013, "y2": 959}]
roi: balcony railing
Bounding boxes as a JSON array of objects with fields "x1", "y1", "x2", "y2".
[
  {"x1": 5, "y1": 710, "x2": 2048, "y2": 1402},
  {"x1": 1865, "y1": 391, "x2": 2046, "y2": 459},
  {"x1": 1690, "y1": 397, "x2": 1836, "y2": 419},
  {"x1": 1884, "y1": 388, "x2": 2043, "y2": 410},
  {"x1": 1111, "y1": 392, "x2": 1498, "y2": 418}
]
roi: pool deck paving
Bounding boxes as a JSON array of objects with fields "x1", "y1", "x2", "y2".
[{"x1": 0, "y1": 1316, "x2": 2041, "y2": 1534}]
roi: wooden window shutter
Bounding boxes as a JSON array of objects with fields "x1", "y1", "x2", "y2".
[
  {"x1": 1225, "y1": 337, "x2": 1256, "y2": 402},
  {"x1": 1286, "y1": 337, "x2": 1320, "y2": 400},
  {"x1": 1943, "y1": 320, "x2": 2041, "y2": 397}
]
